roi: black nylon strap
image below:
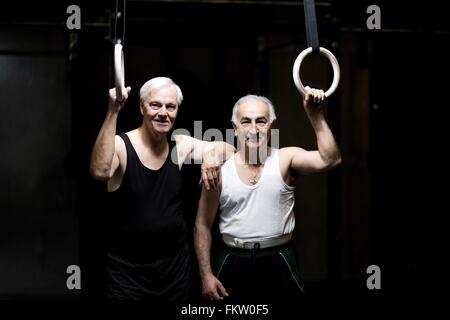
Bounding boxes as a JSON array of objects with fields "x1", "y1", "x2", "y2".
[
  {"x1": 114, "y1": 0, "x2": 126, "y2": 45},
  {"x1": 304, "y1": 0, "x2": 320, "y2": 52}
]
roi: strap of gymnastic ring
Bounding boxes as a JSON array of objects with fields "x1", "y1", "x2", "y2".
[
  {"x1": 114, "y1": 0, "x2": 126, "y2": 46},
  {"x1": 304, "y1": 0, "x2": 319, "y2": 53},
  {"x1": 114, "y1": 0, "x2": 126, "y2": 102},
  {"x1": 292, "y1": 1, "x2": 340, "y2": 97}
]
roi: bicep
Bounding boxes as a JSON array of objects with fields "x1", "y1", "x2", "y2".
[
  {"x1": 289, "y1": 147, "x2": 330, "y2": 174},
  {"x1": 175, "y1": 134, "x2": 205, "y2": 163},
  {"x1": 185, "y1": 137, "x2": 231, "y2": 163}
]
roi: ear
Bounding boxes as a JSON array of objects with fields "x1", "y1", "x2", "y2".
[
  {"x1": 232, "y1": 122, "x2": 238, "y2": 135},
  {"x1": 140, "y1": 102, "x2": 145, "y2": 115}
]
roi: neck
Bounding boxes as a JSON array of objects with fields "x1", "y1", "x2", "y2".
[
  {"x1": 238, "y1": 145, "x2": 270, "y2": 165},
  {"x1": 138, "y1": 125, "x2": 167, "y2": 153}
]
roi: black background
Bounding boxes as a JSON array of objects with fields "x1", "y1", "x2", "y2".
[{"x1": 0, "y1": 0, "x2": 445, "y2": 312}]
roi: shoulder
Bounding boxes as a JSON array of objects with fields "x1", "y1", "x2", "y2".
[
  {"x1": 120, "y1": 129, "x2": 140, "y2": 144},
  {"x1": 173, "y1": 133, "x2": 187, "y2": 144},
  {"x1": 116, "y1": 129, "x2": 139, "y2": 151},
  {"x1": 173, "y1": 134, "x2": 198, "y2": 148}
]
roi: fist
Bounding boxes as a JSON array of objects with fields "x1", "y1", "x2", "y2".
[
  {"x1": 109, "y1": 86, "x2": 131, "y2": 112},
  {"x1": 303, "y1": 86, "x2": 326, "y2": 116},
  {"x1": 303, "y1": 86, "x2": 325, "y2": 105}
]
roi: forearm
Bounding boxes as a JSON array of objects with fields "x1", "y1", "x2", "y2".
[
  {"x1": 309, "y1": 115, "x2": 341, "y2": 167},
  {"x1": 204, "y1": 141, "x2": 235, "y2": 163},
  {"x1": 90, "y1": 111, "x2": 119, "y2": 179},
  {"x1": 194, "y1": 224, "x2": 214, "y2": 279}
]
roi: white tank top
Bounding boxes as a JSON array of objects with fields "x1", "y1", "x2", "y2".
[{"x1": 219, "y1": 148, "x2": 295, "y2": 240}]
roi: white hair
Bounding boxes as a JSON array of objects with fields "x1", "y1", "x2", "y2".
[
  {"x1": 139, "y1": 77, "x2": 183, "y2": 105},
  {"x1": 231, "y1": 94, "x2": 277, "y2": 124}
]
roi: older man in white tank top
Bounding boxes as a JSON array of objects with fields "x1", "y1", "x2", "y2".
[{"x1": 194, "y1": 87, "x2": 341, "y2": 301}]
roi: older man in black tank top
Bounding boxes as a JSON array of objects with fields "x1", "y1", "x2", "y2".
[{"x1": 90, "y1": 77, "x2": 234, "y2": 300}]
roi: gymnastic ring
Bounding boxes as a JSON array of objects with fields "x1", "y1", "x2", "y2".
[
  {"x1": 114, "y1": 43, "x2": 125, "y2": 102},
  {"x1": 292, "y1": 47, "x2": 340, "y2": 98}
]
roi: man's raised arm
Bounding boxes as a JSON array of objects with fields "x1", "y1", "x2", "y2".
[
  {"x1": 90, "y1": 87, "x2": 131, "y2": 180},
  {"x1": 287, "y1": 86, "x2": 341, "y2": 174}
]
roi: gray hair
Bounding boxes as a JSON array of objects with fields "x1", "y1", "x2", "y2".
[
  {"x1": 139, "y1": 77, "x2": 183, "y2": 105},
  {"x1": 231, "y1": 94, "x2": 277, "y2": 124}
]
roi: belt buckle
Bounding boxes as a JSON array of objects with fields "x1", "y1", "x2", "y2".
[
  {"x1": 243, "y1": 242, "x2": 253, "y2": 249},
  {"x1": 243, "y1": 241, "x2": 262, "y2": 250}
]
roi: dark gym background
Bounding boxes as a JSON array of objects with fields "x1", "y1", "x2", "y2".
[{"x1": 0, "y1": 0, "x2": 444, "y2": 301}]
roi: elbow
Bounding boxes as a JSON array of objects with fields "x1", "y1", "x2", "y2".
[
  {"x1": 328, "y1": 153, "x2": 342, "y2": 169},
  {"x1": 323, "y1": 153, "x2": 342, "y2": 171},
  {"x1": 89, "y1": 165, "x2": 111, "y2": 181},
  {"x1": 334, "y1": 153, "x2": 342, "y2": 167}
]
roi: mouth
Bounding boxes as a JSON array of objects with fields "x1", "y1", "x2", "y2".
[
  {"x1": 246, "y1": 135, "x2": 261, "y2": 142},
  {"x1": 154, "y1": 119, "x2": 170, "y2": 125},
  {"x1": 246, "y1": 139, "x2": 263, "y2": 147}
]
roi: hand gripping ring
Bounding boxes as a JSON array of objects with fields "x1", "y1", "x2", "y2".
[
  {"x1": 114, "y1": 43, "x2": 125, "y2": 102},
  {"x1": 292, "y1": 47, "x2": 340, "y2": 98}
]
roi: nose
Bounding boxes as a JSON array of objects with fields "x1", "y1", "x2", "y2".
[
  {"x1": 157, "y1": 105, "x2": 168, "y2": 116},
  {"x1": 249, "y1": 121, "x2": 259, "y2": 132}
]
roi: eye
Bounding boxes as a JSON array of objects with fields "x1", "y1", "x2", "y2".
[
  {"x1": 256, "y1": 119, "x2": 268, "y2": 126},
  {"x1": 149, "y1": 102, "x2": 161, "y2": 109},
  {"x1": 166, "y1": 104, "x2": 177, "y2": 111}
]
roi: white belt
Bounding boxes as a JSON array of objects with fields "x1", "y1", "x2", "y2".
[{"x1": 222, "y1": 234, "x2": 292, "y2": 249}]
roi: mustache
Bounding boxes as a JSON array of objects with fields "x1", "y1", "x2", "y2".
[{"x1": 246, "y1": 132, "x2": 266, "y2": 140}]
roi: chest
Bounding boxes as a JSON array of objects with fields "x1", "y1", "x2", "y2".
[
  {"x1": 133, "y1": 144, "x2": 170, "y2": 170},
  {"x1": 235, "y1": 163, "x2": 264, "y2": 186},
  {"x1": 233, "y1": 156, "x2": 293, "y2": 186}
]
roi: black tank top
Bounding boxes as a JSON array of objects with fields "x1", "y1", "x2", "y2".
[{"x1": 106, "y1": 133, "x2": 187, "y2": 262}]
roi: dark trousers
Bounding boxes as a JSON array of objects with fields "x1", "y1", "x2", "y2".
[
  {"x1": 216, "y1": 241, "x2": 304, "y2": 302},
  {"x1": 104, "y1": 243, "x2": 192, "y2": 300}
]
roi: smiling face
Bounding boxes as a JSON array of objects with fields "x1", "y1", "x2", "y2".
[
  {"x1": 140, "y1": 85, "x2": 179, "y2": 136},
  {"x1": 233, "y1": 99, "x2": 272, "y2": 150}
]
